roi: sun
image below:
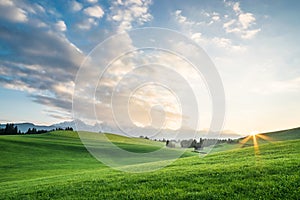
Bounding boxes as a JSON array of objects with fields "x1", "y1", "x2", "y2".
[{"x1": 250, "y1": 131, "x2": 258, "y2": 136}]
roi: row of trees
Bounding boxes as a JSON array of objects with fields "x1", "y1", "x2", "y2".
[
  {"x1": 0, "y1": 124, "x2": 73, "y2": 135},
  {"x1": 0, "y1": 124, "x2": 49, "y2": 135},
  {"x1": 0, "y1": 123, "x2": 18, "y2": 135},
  {"x1": 166, "y1": 138, "x2": 237, "y2": 150},
  {"x1": 24, "y1": 128, "x2": 48, "y2": 134},
  {"x1": 55, "y1": 127, "x2": 73, "y2": 131}
]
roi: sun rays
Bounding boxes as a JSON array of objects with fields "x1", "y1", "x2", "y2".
[{"x1": 239, "y1": 133, "x2": 273, "y2": 156}]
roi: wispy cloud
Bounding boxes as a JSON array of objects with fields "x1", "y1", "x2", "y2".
[
  {"x1": 173, "y1": 7, "x2": 247, "y2": 53},
  {"x1": 173, "y1": 9, "x2": 220, "y2": 27},
  {"x1": 173, "y1": 10, "x2": 200, "y2": 27}
]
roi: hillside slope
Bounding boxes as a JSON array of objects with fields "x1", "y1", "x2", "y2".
[
  {"x1": 260, "y1": 126, "x2": 300, "y2": 141},
  {"x1": 0, "y1": 131, "x2": 194, "y2": 182},
  {"x1": 0, "y1": 131, "x2": 299, "y2": 199},
  {"x1": 206, "y1": 126, "x2": 300, "y2": 153}
]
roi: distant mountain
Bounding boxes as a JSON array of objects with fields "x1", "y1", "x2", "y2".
[
  {"x1": 0, "y1": 123, "x2": 56, "y2": 133},
  {"x1": 0, "y1": 120, "x2": 241, "y2": 139},
  {"x1": 52, "y1": 120, "x2": 100, "y2": 132},
  {"x1": 52, "y1": 121, "x2": 76, "y2": 129},
  {"x1": 0, "y1": 120, "x2": 104, "y2": 133}
]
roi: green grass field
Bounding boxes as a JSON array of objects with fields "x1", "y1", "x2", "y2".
[{"x1": 1, "y1": 129, "x2": 300, "y2": 199}]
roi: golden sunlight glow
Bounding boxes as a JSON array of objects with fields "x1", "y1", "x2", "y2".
[
  {"x1": 239, "y1": 132, "x2": 273, "y2": 157},
  {"x1": 239, "y1": 135, "x2": 252, "y2": 146},
  {"x1": 255, "y1": 134, "x2": 272, "y2": 142},
  {"x1": 250, "y1": 131, "x2": 257, "y2": 136},
  {"x1": 252, "y1": 134, "x2": 260, "y2": 156}
]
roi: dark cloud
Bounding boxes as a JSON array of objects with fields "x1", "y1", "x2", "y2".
[
  {"x1": 0, "y1": 25, "x2": 83, "y2": 73},
  {"x1": 0, "y1": 6, "x2": 85, "y2": 118},
  {"x1": 31, "y1": 94, "x2": 72, "y2": 111}
]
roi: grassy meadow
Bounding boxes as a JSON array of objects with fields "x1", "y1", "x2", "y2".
[{"x1": 0, "y1": 129, "x2": 300, "y2": 199}]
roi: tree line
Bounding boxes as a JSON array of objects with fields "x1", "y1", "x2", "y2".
[
  {"x1": 0, "y1": 123, "x2": 73, "y2": 135},
  {"x1": 166, "y1": 138, "x2": 236, "y2": 150},
  {"x1": 138, "y1": 135, "x2": 238, "y2": 150}
]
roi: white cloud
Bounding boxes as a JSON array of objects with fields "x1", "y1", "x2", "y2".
[
  {"x1": 86, "y1": 0, "x2": 98, "y2": 3},
  {"x1": 174, "y1": 10, "x2": 222, "y2": 28},
  {"x1": 0, "y1": 0, "x2": 13, "y2": 6},
  {"x1": 19, "y1": 3, "x2": 45, "y2": 14},
  {"x1": 77, "y1": 18, "x2": 98, "y2": 30},
  {"x1": 83, "y1": 5, "x2": 104, "y2": 18},
  {"x1": 174, "y1": 10, "x2": 198, "y2": 26},
  {"x1": 212, "y1": 37, "x2": 232, "y2": 48},
  {"x1": 34, "y1": 4, "x2": 45, "y2": 13},
  {"x1": 0, "y1": 20, "x2": 84, "y2": 120},
  {"x1": 70, "y1": 30, "x2": 213, "y2": 131},
  {"x1": 223, "y1": 1, "x2": 261, "y2": 39},
  {"x1": 175, "y1": 10, "x2": 188, "y2": 24},
  {"x1": 75, "y1": 4, "x2": 104, "y2": 30},
  {"x1": 55, "y1": 20, "x2": 67, "y2": 32},
  {"x1": 191, "y1": 32, "x2": 246, "y2": 52},
  {"x1": 211, "y1": 12, "x2": 220, "y2": 22},
  {"x1": 36, "y1": 21, "x2": 47, "y2": 28},
  {"x1": 239, "y1": 13, "x2": 255, "y2": 29},
  {"x1": 241, "y1": 28, "x2": 261, "y2": 39},
  {"x1": 190, "y1": 32, "x2": 204, "y2": 44},
  {"x1": 233, "y1": 2, "x2": 241, "y2": 14},
  {"x1": 0, "y1": 0, "x2": 28, "y2": 22},
  {"x1": 212, "y1": 15, "x2": 220, "y2": 21},
  {"x1": 211, "y1": 37, "x2": 245, "y2": 51},
  {"x1": 173, "y1": 10, "x2": 246, "y2": 52},
  {"x1": 70, "y1": 0, "x2": 83, "y2": 12},
  {"x1": 109, "y1": 0, "x2": 152, "y2": 32},
  {"x1": 223, "y1": 19, "x2": 235, "y2": 29}
]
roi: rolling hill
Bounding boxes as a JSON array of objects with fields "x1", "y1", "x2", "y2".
[
  {"x1": 257, "y1": 126, "x2": 300, "y2": 141},
  {"x1": 203, "y1": 126, "x2": 300, "y2": 153},
  {"x1": 0, "y1": 129, "x2": 299, "y2": 199}
]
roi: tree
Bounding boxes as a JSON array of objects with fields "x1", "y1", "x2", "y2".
[
  {"x1": 14, "y1": 126, "x2": 18, "y2": 134},
  {"x1": 27, "y1": 128, "x2": 32, "y2": 134},
  {"x1": 190, "y1": 139, "x2": 197, "y2": 148},
  {"x1": 194, "y1": 138, "x2": 204, "y2": 150},
  {"x1": 180, "y1": 139, "x2": 194, "y2": 148},
  {"x1": 166, "y1": 140, "x2": 169, "y2": 147},
  {"x1": 166, "y1": 140, "x2": 176, "y2": 148},
  {"x1": 65, "y1": 127, "x2": 73, "y2": 131},
  {"x1": 0, "y1": 124, "x2": 48, "y2": 135},
  {"x1": 2, "y1": 123, "x2": 18, "y2": 135},
  {"x1": 32, "y1": 128, "x2": 37, "y2": 134}
]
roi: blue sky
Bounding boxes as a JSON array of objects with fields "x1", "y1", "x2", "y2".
[{"x1": 0, "y1": 0, "x2": 300, "y2": 135}]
